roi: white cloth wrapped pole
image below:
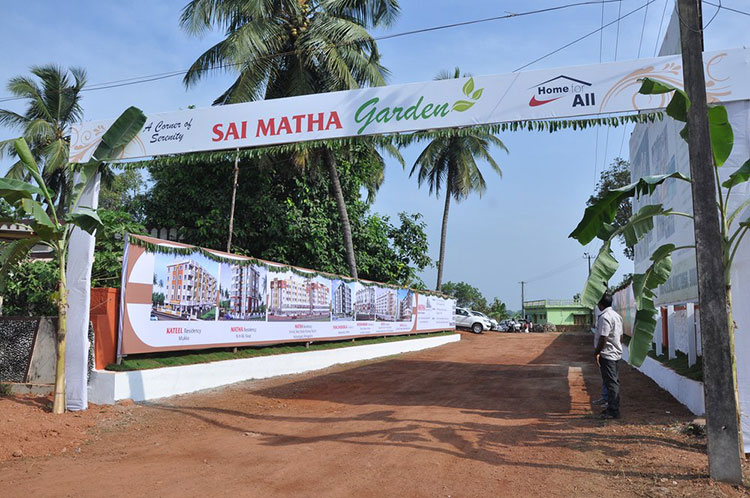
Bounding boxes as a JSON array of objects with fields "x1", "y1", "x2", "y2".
[{"x1": 64, "y1": 172, "x2": 100, "y2": 411}]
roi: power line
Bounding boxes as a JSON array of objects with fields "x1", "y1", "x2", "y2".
[
  {"x1": 620, "y1": 0, "x2": 652, "y2": 160},
  {"x1": 653, "y1": 0, "x2": 671, "y2": 56},
  {"x1": 601, "y1": 0, "x2": 624, "y2": 181},
  {"x1": 594, "y1": 0, "x2": 606, "y2": 183},
  {"x1": 614, "y1": 0, "x2": 623, "y2": 60},
  {"x1": 703, "y1": 0, "x2": 749, "y2": 16},
  {"x1": 0, "y1": 0, "x2": 625, "y2": 104},
  {"x1": 526, "y1": 257, "x2": 586, "y2": 283},
  {"x1": 514, "y1": 0, "x2": 656, "y2": 72},
  {"x1": 637, "y1": 0, "x2": 651, "y2": 56}
]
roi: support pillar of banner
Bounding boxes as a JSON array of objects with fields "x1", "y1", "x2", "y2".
[{"x1": 65, "y1": 172, "x2": 101, "y2": 411}]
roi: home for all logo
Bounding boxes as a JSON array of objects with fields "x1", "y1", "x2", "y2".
[{"x1": 529, "y1": 75, "x2": 596, "y2": 108}]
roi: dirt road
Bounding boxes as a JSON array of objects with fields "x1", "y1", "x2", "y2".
[{"x1": 1, "y1": 332, "x2": 747, "y2": 497}]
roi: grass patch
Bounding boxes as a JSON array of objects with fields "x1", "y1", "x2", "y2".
[
  {"x1": 646, "y1": 349, "x2": 703, "y2": 382},
  {"x1": 106, "y1": 331, "x2": 455, "y2": 372},
  {"x1": 0, "y1": 383, "x2": 12, "y2": 397}
]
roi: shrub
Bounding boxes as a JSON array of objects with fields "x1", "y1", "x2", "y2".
[{"x1": 2, "y1": 259, "x2": 58, "y2": 316}]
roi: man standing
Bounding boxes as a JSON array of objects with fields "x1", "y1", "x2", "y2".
[{"x1": 594, "y1": 291, "x2": 623, "y2": 419}]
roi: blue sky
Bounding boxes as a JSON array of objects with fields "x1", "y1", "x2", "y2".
[{"x1": 2, "y1": 1, "x2": 749, "y2": 309}]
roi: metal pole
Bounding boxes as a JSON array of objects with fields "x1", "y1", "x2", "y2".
[
  {"x1": 519, "y1": 281, "x2": 526, "y2": 319},
  {"x1": 677, "y1": 0, "x2": 743, "y2": 483}
]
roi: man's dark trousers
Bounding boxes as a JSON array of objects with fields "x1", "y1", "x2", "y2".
[{"x1": 599, "y1": 358, "x2": 620, "y2": 416}]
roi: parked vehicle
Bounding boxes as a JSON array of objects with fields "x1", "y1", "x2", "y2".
[
  {"x1": 500, "y1": 319, "x2": 522, "y2": 332},
  {"x1": 474, "y1": 311, "x2": 498, "y2": 331},
  {"x1": 454, "y1": 307, "x2": 492, "y2": 334}
]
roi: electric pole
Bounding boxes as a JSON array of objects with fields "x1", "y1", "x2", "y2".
[
  {"x1": 583, "y1": 252, "x2": 592, "y2": 275},
  {"x1": 519, "y1": 281, "x2": 526, "y2": 320},
  {"x1": 677, "y1": 0, "x2": 743, "y2": 483}
]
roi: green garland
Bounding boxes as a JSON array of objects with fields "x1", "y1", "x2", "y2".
[
  {"x1": 128, "y1": 235, "x2": 448, "y2": 297},
  {"x1": 132, "y1": 112, "x2": 663, "y2": 167}
]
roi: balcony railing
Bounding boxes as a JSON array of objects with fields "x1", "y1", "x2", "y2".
[{"x1": 523, "y1": 299, "x2": 583, "y2": 307}]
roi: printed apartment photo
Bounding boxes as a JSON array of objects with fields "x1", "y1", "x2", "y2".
[
  {"x1": 267, "y1": 269, "x2": 331, "y2": 322},
  {"x1": 331, "y1": 280, "x2": 356, "y2": 321},
  {"x1": 218, "y1": 262, "x2": 268, "y2": 321},
  {"x1": 151, "y1": 252, "x2": 220, "y2": 321},
  {"x1": 353, "y1": 284, "x2": 411, "y2": 322},
  {"x1": 396, "y1": 289, "x2": 414, "y2": 322}
]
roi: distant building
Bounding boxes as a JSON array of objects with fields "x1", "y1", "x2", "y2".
[
  {"x1": 308, "y1": 281, "x2": 329, "y2": 316},
  {"x1": 399, "y1": 293, "x2": 413, "y2": 321},
  {"x1": 269, "y1": 276, "x2": 330, "y2": 317},
  {"x1": 355, "y1": 287, "x2": 376, "y2": 316},
  {"x1": 375, "y1": 288, "x2": 397, "y2": 320},
  {"x1": 523, "y1": 299, "x2": 591, "y2": 328},
  {"x1": 333, "y1": 282, "x2": 352, "y2": 317},
  {"x1": 165, "y1": 259, "x2": 218, "y2": 318},
  {"x1": 230, "y1": 265, "x2": 263, "y2": 319}
]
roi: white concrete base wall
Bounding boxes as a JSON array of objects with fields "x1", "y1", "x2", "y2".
[
  {"x1": 89, "y1": 334, "x2": 460, "y2": 405},
  {"x1": 623, "y1": 344, "x2": 705, "y2": 415}
]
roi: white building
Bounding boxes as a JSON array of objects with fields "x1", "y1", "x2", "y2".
[
  {"x1": 355, "y1": 287, "x2": 376, "y2": 316},
  {"x1": 230, "y1": 265, "x2": 264, "y2": 319},
  {"x1": 269, "y1": 275, "x2": 330, "y2": 318},
  {"x1": 375, "y1": 288, "x2": 397, "y2": 320}
]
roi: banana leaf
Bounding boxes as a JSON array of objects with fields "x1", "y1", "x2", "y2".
[
  {"x1": 580, "y1": 241, "x2": 619, "y2": 309},
  {"x1": 639, "y1": 77, "x2": 733, "y2": 167},
  {"x1": 722, "y1": 159, "x2": 750, "y2": 189},
  {"x1": 628, "y1": 244, "x2": 676, "y2": 366},
  {"x1": 90, "y1": 106, "x2": 147, "y2": 162},
  {"x1": 569, "y1": 173, "x2": 689, "y2": 245}
]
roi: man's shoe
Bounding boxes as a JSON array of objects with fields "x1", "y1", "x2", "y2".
[
  {"x1": 592, "y1": 398, "x2": 608, "y2": 406},
  {"x1": 601, "y1": 412, "x2": 620, "y2": 420}
]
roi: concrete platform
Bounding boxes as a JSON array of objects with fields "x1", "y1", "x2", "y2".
[
  {"x1": 623, "y1": 344, "x2": 705, "y2": 415},
  {"x1": 89, "y1": 333, "x2": 460, "y2": 404}
]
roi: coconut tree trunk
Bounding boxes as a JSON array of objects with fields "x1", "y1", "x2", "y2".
[
  {"x1": 324, "y1": 148, "x2": 357, "y2": 279},
  {"x1": 53, "y1": 249, "x2": 67, "y2": 414},
  {"x1": 226, "y1": 149, "x2": 240, "y2": 253},
  {"x1": 436, "y1": 168, "x2": 453, "y2": 291}
]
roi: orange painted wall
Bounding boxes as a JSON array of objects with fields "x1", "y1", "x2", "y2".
[{"x1": 90, "y1": 288, "x2": 120, "y2": 370}]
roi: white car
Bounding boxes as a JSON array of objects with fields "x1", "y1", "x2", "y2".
[{"x1": 455, "y1": 307, "x2": 492, "y2": 334}]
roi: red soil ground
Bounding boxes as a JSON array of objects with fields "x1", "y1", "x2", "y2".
[{"x1": 1, "y1": 332, "x2": 749, "y2": 497}]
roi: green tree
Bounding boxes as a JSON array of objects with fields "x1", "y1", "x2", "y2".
[
  {"x1": 0, "y1": 65, "x2": 87, "y2": 217},
  {"x1": 180, "y1": 0, "x2": 400, "y2": 278},
  {"x1": 142, "y1": 146, "x2": 430, "y2": 287},
  {"x1": 486, "y1": 297, "x2": 510, "y2": 321},
  {"x1": 0, "y1": 107, "x2": 146, "y2": 413},
  {"x1": 587, "y1": 158, "x2": 633, "y2": 259},
  {"x1": 440, "y1": 281, "x2": 488, "y2": 312},
  {"x1": 98, "y1": 168, "x2": 148, "y2": 222},
  {"x1": 407, "y1": 69, "x2": 506, "y2": 290},
  {"x1": 91, "y1": 209, "x2": 147, "y2": 288}
]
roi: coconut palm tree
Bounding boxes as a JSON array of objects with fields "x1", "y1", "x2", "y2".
[
  {"x1": 180, "y1": 0, "x2": 400, "y2": 278},
  {"x1": 408, "y1": 70, "x2": 506, "y2": 291},
  {"x1": 0, "y1": 65, "x2": 87, "y2": 217}
]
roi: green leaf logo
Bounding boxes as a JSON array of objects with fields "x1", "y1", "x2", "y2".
[
  {"x1": 463, "y1": 77, "x2": 475, "y2": 96},
  {"x1": 452, "y1": 100, "x2": 475, "y2": 112},
  {"x1": 472, "y1": 88, "x2": 483, "y2": 100}
]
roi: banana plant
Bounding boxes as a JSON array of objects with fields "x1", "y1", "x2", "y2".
[
  {"x1": 570, "y1": 77, "x2": 750, "y2": 367},
  {"x1": 0, "y1": 107, "x2": 146, "y2": 413}
]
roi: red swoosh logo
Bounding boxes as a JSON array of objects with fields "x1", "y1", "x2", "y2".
[{"x1": 529, "y1": 95, "x2": 562, "y2": 107}]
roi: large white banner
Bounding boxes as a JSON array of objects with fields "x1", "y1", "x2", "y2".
[
  {"x1": 119, "y1": 235, "x2": 455, "y2": 354},
  {"x1": 70, "y1": 48, "x2": 750, "y2": 163}
]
